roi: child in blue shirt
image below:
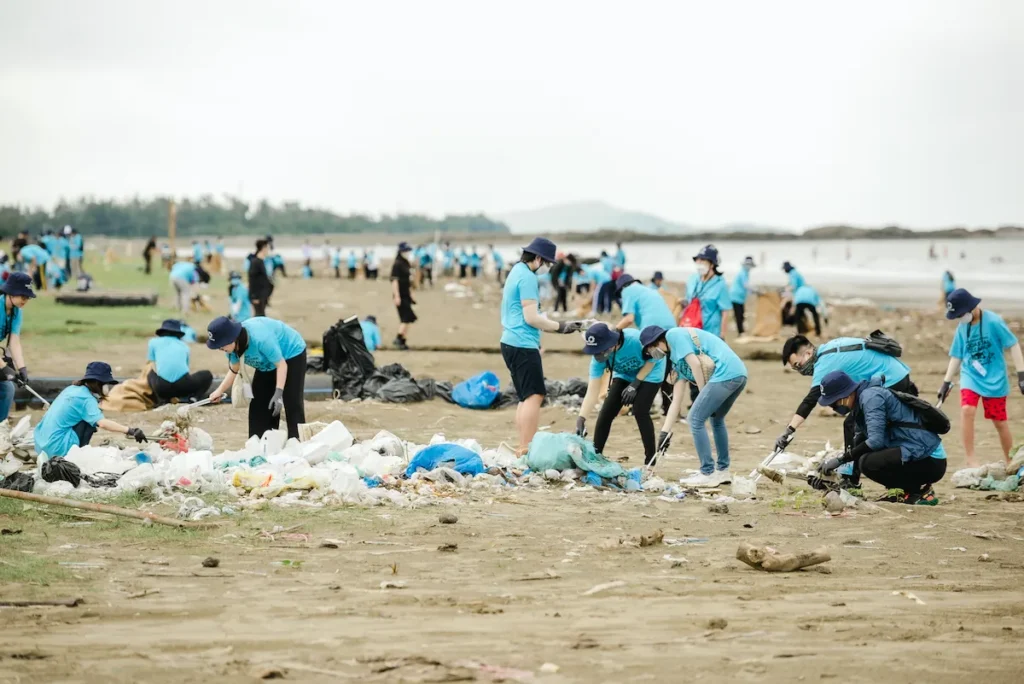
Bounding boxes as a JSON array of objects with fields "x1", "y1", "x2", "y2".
[{"x1": 360, "y1": 315, "x2": 382, "y2": 352}]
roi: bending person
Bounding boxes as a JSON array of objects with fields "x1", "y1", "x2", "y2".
[
  {"x1": 147, "y1": 319, "x2": 213, "y2": 403},
  {"x1": 0, "y1": 273, "x2": 34, "y2": 422}
]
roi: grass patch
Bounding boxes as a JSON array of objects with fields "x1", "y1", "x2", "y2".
[{"x1": 0, "y1": 554, "x2": 71, "y2": 586}]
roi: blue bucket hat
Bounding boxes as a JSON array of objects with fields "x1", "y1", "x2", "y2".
[
  {"x1": 693, "y1": 244, "x2": 720, "y2": 267},
  {"x1": 365, "y1": 315, "x2": 377, "y2": 324},
  {"x1": 397, "y1": 241, "x2": 413, "y2": 253},
  {"x1": 521, "y1": 237, "x2": 557, "y2": 263},
  {"x1": 639, "y1": 325, "x2": 668, "y2": 349},
  {"x1": 615, "y1": 273, "x2": 636, "y2": 292},
  {"x1": 82, "y1": 361, "x2": 117, "y2": 385},
  {"x1": 817, "y1": 370, "x2": 859, "y2": 407},
  {"x1": 582, "y1": 323, "x2": 620, "y2": 356},
  {"x1": 1, "y1": 272, "x2": 36, "y2": 299},
  {"x1": 743, "y1": 256, "x2": 756, "y2": 267},
  {"x1": 782, "y1": 261, "x2": 794, "y2": 273},
  {"x1": 206, "y1": 316, "x2": 243, "y2": 350},
  {"x1": 652, "y1": 271, "x2": 664, "y2": 282},
  {"x1": 945, "y1": 288, "x2": 981, "y2": 320},
  {"x1": 155, "y1": 319, "x2": 185, "y2": 338}
]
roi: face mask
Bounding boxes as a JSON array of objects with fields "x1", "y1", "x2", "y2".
[
  {"x1": 696, "y1": 263, "x2": 710, "y2": 276},
  {"x1": 833, "y1": 404, "x2": 851, "y2": 416},
  {"x1": 648, "y1": 347, "x2": 667, "y2": 361},
  {"x1": 959, "y1": 312, "x2": 972, "y2": 324},
  {"x1": 102, "y1": 384, "x2": 112, "y2": 397},
  {"x1": 536, "y1": 264, "x2": 550, "y2": 276}
]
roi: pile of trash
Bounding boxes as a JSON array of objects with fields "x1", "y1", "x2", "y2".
[{"x1": 950, "y1": 447, "x2": 1024, "y2": 491}]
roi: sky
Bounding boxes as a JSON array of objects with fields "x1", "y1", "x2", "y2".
[{"x1": 1, "y1": 0, "x2": 1021, "y2": 230}]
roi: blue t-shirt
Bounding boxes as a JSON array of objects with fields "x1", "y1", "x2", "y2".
[
  {"x1": 587, "y1": 265, "x2": 611, "y2": 285},
  {"x1": 0, "y1": 296, "x2": 24, "y2": 338},
  {"x1": 192, "y1": 244, "x2": 203, "y2": 262},
  {"x1": 148, "y1": 336, "x2": 191, "y2": 383},
  {"x1": 787, "y1": 269, "x2": 806, "y2": 290},
  {"x1": 811, "y1": 337, "x2": 910, "y2": 388},
  {"x1": 19, "y1": 244, "x2": 49, "y2": 265},
  {"x1": 600, "y1": 255, "x2": 614, "y2": 273},
  {"x1": 685, "y1": 274, "x2": 733, "y2": 338},
  {"x1": 228, "y1": 317, "x2": 307, "y2": 372},
  {"x1": 229, "y1": 282, "x2": 252, "y2": 322},
  {"x1": 34, "y1": 385, "x2": 105, "y2": 459},
  {"x1": 470, "y1": 253, "x2": 481, "y2": 268},
  {"x1": 347, "y1": 252, "x2": 357, "y2": 268},
  {"x1": 793, "y1": 285, "x2": 821, "y2": 307},
  {"x1": 588, "y1": 328, "x2": 666, "y2": 384},
  {"x1": 621, "y1": 284, "x2": 676, "y2": 330},
  {"x1": 215, "y1": 242, "x2": 225, "y2": 255},
  {"x1": 55, "y1": 236, "x2": 70, "y2": 260},
  {"x1": 666, "y1": 327, "x2": 747, "y2": 384},
  {"x1": 500, "y1": 262, "x2": 541, "y2": 349},
  {"x1": 492, "y1": 251, "x2": 504, "y2": 269},
  {"x1": 360, "y1": 320, "x2": 381, "y2": 352},
  {"x1": 70, "y1": 235, "x2": 84, "y2": 258},
  {"x1": 614, "y1": 249, "x2": 626, "y2": 267},
  {"x1": 170, "y1": 261, "x2": 197, "y2": 283},
  {"x1": 458, "y1": 251, "x2": 469, "y2": 266},
  {"x1": 331, "y1": 251, "x2": 341, "y2": 267},
  {"x1": 942, "y1": 273, "x2": 955, "y2": 295},
  {"x1": 729, "y1": 268, "x2": 751, "y2": 304},
  {"x1": 949, "y1": 311, "x2": 1018, "y2": 397}
]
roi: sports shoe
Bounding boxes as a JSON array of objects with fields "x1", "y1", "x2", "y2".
[
  {"x1": 680, "y1": 472, "x2": 716, "y2": 487},
  {"x1": 911, "y1": 488, "x2": 939, "y2": 506},
  {"x1": 714, "y1": 469, "x2": 732, "y2": 485}
]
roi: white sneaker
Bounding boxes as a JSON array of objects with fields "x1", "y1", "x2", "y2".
[
  {"x1": 680, "y1": 472, "x2": 716, "y2": 487},
  {"x1": 714, "y1": 470, "x2": 733, "y2": 485}
]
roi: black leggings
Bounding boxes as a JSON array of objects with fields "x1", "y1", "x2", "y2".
[
  {"x1": 796, "y1": 303, "x2": 821, "y2": 336},
  {"x1": 859, "y1": 448, "x2": 946, "y2": 493},
  {"x1": 732, "y1": 302, "x2": 745, "y2": 335},
  {"x1": 73, "y1": 420, "x2": 97, "y2": 448},
  {"x1": 149, "y1": 370, "x2": 214, "y2": 403},
  {"x1": 554, "y1": 286, "x2": 568, "y2": 312},
  {"x1": 249, "y1": 351, "x2": 307, "y2": 439},
  {"x1": 594, "y1": 378, "x2": 659, "y2": 465},
  {"x1": 251, "y1": 297, "x2": 267, "y2": 317}
]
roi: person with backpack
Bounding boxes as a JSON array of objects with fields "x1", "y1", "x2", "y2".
[
  {"x1": 682, "y1": 245, "x2": 732, "y2": 340},
  {"x1": 939, "y1": 288, "x2": 1024, "y2": 466},
  {"x1": 813, "y1": 370, "x2": 948, "y2": 504}
]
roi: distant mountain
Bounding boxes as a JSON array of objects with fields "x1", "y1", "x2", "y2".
[{"x1": 494, "y1": 201, "x2": 692, "y2": 235}]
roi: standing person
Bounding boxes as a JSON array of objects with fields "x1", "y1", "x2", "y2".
[
  {"x1": 390, "y1": 242, "x2": 417, "y2": 350},
  {"x1": 147, "y1": 320, "x2": 214, "y2": 403},
  {"x1": 939, "y1": 289, "x2": 1024, "y2": 465},
  {"x1": 169, "y1": 260, "x2": 204, "y2": 314},
  {"x1": 247, "y1": 239, "x2": 273, "y2": 317},
  {"x1": 814, "y1": 371, "x2": 947, "y2": 504},
  {"x1": 367, "y1": 249, "x2": 380, "y2": 280},
  {"x1": 331, "y1": 247, "x2": 341, "y2": 278},
  {"x1": 600, "y1": 250, "x2": 614, "y2": 274},
  {"x1": 322, "y1": 239, "x2": 332, "y2": 271},
  {"x1": 69, "y1": 228, "x2": 84, "y2": 277},
  {"x1": 782, "y1": 261, "x2": 806, "y2": 290},
  {"x1": 730, "y1": 256, "x2": 755, "y2": 336},
  {"x1": 614, "y1": 242, "x2": 627, "y2": 269},
  {"x1": 490, "y1": 245, "x2": 505, "y2": 284},
  {"x1": 203, "y1": 240, "x2": 213, "y2": 264},
  {"x1": 649, "y1": 271, "x2": 665, "y2": 291},
  {"x1": 0, "y1": 273, "x2": 34, "y2": 423},
  {"x1": 941, "y1": 271, "x2": 956, "y2": 305},
  {"x1": 443, "y1": 244, "x2": 454, "y2": 278},
  {"x1": 207, "y1": 316, "x2": 307, "y2": 439},
  {"x1": 34, "y1": 362, "x2": 149, "y2": 459},
  {"x1": 360, "y1": 315, "x2": 382, "y2": 352},
  {"x1": 576, "y1": 323, "x2": 665, "y2": 467},
  {"x1": 684, "y1": 245, "x2": 732, "y2": 339},
  {"x1": 191, "y1": 240, "x2": 203, "y2": 267},
  {"x1": 39, "y1": 230, "x2": 55, "y2": 256},
  {"x1": 143, "y1": 237, "x2": 157, "y2": 275},
  {"x1": 347, "y1": 249, "x2": 358, "y2": 279},
  {"x1": 418, "y1": 244, "x2": 434, "y2": 287},
  {"x1": 301, "y1": 240, "x2": 313, "y2": 267},
  {"x1": 215, "y1": 236, "x2": 226, "y2": 260},
  {"x1": 469, "y1": 248, "x2": 481, "y2": 278},
  {"x1": 551, "y1": 253, "x2": 573, "y2": 312},
  {"x1": 228, "y1": 271, "x2": 252, "y2": 322},
  {"x1": 458, "y1": 248, "x2": 469, "y2": 279},
  {"x1": 642, "y1": 325, "x2": 748, "y2": 486},
  {"x1": 500, "y1": 237, "x2": 584, "y2": 454},
  {"x1": 56, "y1": 228, "x2": 71, "y2": 276}
]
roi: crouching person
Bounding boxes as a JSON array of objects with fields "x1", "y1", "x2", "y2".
[
  {"x1": 147, "y1": 319, "x2": 213, "y2": 403},
  {"x1": 814, "y1": 370, "x2": 947, "y2": 505},
  {"x1": 34, "y1": 362, "x2": 148, "y2": 459}
]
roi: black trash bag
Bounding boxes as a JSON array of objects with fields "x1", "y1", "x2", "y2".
[
  {"x1": 322, "y1": 317, "x2": 376, "y2": 400},
  {"x1": 41, "y1": 457, "x2": 82, "y2": 488},
  {"x1": 561, "y1": 377, "x2": 588, "y2": 397},
  {"x1": 432, "y1": 380, "x2": 455, "y2": 404},
  {"x1": 82, "y1": 472, "x2": 121, "y2": 488},
  {"x1": 376, "y1": 378, "x2": 429, "y2": 403},
  {"x1": 0, "y1": 472, "x2": 35, "y2": 492},
  {"x1": 491, "y1": 387, "x2": 519, "y2": 410},
  {"x1": 306, "y1": 354, "x2": 325, "y2": 374},
  {"x1": 415, "y1": 377, "x2": 437, "y2": 400},
  {"x1": 544, "y1": 379, "x2": 566, "y2": 399},
  {"x1": 361, "y1": 363, "x2": 413, "y2": 398}
]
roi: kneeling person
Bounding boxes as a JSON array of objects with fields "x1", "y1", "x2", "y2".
[{"x1": 147, "y1": 319, "x2": 213, "y2": 403}]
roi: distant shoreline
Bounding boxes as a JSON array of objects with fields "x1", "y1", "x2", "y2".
[{"x1": 547, "y1": 226, "x2": 1024, "y2": 243}]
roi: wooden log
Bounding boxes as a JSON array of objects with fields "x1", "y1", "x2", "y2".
[
  {"x1": 0, "y1": 489, "x2": 220, "y2": 528},
  {"x1": 0, "y1": 598, "x2": 82, "y2": 607},
  {"x1": 736, "y1": 542, "x2": 831, "y2": 572}
]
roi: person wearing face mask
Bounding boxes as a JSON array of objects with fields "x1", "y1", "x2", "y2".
[
  {"x1": 729, "y1": 256, "x2": 755, "y2": 336},
  {"x1": 812, "y1": 370, "x2": 947, "y2": 504},
  {"x1": 34, "y1": 362, "x2": 148, "y2": 459},
  {"x1": 0, "y1": 273, "x2": 34, "y2": 422},
  {"x1": 575, "y1": 323, "x2": 665, "y2": 468},
  {"x1": 641, "y1": 325, "x2": 748, "y2": 486},
  {"x1": 501, "y1": 238, "x2": 585, "y2": 455},
  {"x1": 683, "y1": 245, "x2": 732, "y2": 340},
  {"x1": 207, "y1": 315, "x2": 307, "y2": 439},
  {"x1": 615, "y1": 273, "x2": 678, "y2": 415},
  {"x1": 939, "y1": 288, "x2": 1024, "y2": 466}
]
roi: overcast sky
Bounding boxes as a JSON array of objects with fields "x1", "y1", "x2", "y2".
[{"x1": 1, "y1": 0, "x2": 1021, "y2": 229}]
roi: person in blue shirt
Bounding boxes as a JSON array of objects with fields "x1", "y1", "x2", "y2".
[
  {"x1": 215, "y1": 237, "x2": 226, "y2": 258},
  {"x1": 782, "y1": 261, "x2": 805, "y2": 290},
  {"x1": 147, "y1": 319, "x2": 213, "y2": 403},
  {"x1": 330, "y1": 247, "x2": 342, "y2": 278},
  {"x1": 729, "y1": 256, "x2": 755, "y2": 335},
  {"x1": 203, "y1": 240, "x2": 212, "y2": 263},
  {"x1": 457, "y1": 248, "x2": 469, "y2": 279},
  {"x1": 17, "y1": 243, "x2": 50, "y2": 291},
  {"x1": 586, "y1": 263, "x2": 613, "y2": 314},
  {"x1": 500, "y1": 237, "x2": 584, "y2": 455},
  {"x1": 191, "y1": 241, "x2": 203, "y2": 266},
  {"x1": 684, "y1": 245, "x2": 732, "y2": 339},
  {"x1": 784, "y1": 284, "x2": 825, "y2": 337},
  {"x1": 347, "y1": 250, "x2": 358, "y2": 279},
  {"x1": 0, "y1": 273, "x2": 34, "y2": 422},
  {"x1": 469, "y1": 248, "x2": 481, "y2": 278},
  {"x1": 45, "y1": 258, "x2": 67, "y2": 290},
  {"x1": 169, "y1": 261, "x2": 209, "y2": 313},
  {"x1": 40, "y1": 230, "x2": 55, "y2": 255},
  {"x1": 490, "y1": 245, "x2": 505, "y2": 284},
  {"x1": 360, "y1": 315, "x2": 382, "y2": 352},
  {"x1": 576, "y1": 323, "x2": 665, "y2": 467},
  {"x1": 814, "y1": 371, "x2": 947, "y2": 505},
  {"x1": 56, "y1": 229, "x2": 71, "y2": 275},
  {"x1": 302, "y1": 262, "x2": 314, "y2": 279},
  {"x1": 34, "y1": 362, "x2": 148, "y2": 459},
  {"x1": 228, "y1": 271, "x2": 252, "y2": 322},
  {"x1": 615, "y1": 274, "x2": 676, "y2": 332},
  {"x1": 939, "y1": 288, "x2": 1024, "y2": 466},
  {"x1": 418, "y1": 245, "x2": 434, "y2": 287},
  {"x1": 599, "y1": 250, "x2": 614, "y2": 274},
  {"x1": 642, "y1": 325, "x2": 748, "y2": 486},
  {"x1": 649, "y1": 271, "x2": 664, "y2": 291},
  {"x1": 207, "y1": 316, "x2": 308, "y2": 439},
  {"x1": 69, "y1": 229, "x2": 84, "y2": 276},
  {"x1": 941, "y1": 271, "x2": 955, "y2": 297},
  {"x1": 614, "y1": 242, "x2": 626, "y2": 269}
]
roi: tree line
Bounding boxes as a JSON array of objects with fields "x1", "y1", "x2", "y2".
[{"x1": 0, "y1": 196, "x2": 511, "y2": 238}]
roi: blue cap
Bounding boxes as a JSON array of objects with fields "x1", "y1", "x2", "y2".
[
  {"x1": 782, "y1": 261, "x2": 794, "y2": 272},
  {"x1": 398, "y1": 241, "x2": 413, "y2": 253},
  {"x1": 652, "y1": 271, "x2": 664, "y2": 281},
  {"x1": 365, "y1": 315, "x2": 377, "y2": 324},
  {"x1": 615, "y1": 273, "x2": 636, "y2": 291},
  {"x1": 818, "y1": 370, "x2": 859, "y2": 406},
  {"x1": 0, "y1": 272, "x2": 36, "y2": 299},
  {"x1": 82, "y1": 361, "x2": 116, "y2": 385},
  {"x1": 582, "y1": 323, "x2": 620, "y2": 355},
  {"x1": 693, "y1": 244, "x2": 720, "y2": 267},
  {"x1": 155, "y1": 319, "x2": 185, "y2": 338},
  {"x1": 639, "y1": 325, "x2": 668, "y2": 348},
  {"x1": 945, "y1": 288, "x2": 981, "y2": 320},
  {"x1": 521, "y1": 237, "x2": 557, "y2": 263},
  {"x1": 207, "y1": 316, "x2": 243, "y2": 350}
]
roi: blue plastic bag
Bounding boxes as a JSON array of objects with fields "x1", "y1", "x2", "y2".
[
  {"x1": 451, "y1": 371, "x2": 501, "y2": 409},
  {"x1": 525, "y1": 432, "x2": 625, "y2": 479},
  {"x1": 405, "y1": 443, "x2": 486, "y2": 477}
]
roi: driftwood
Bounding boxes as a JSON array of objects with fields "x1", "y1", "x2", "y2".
[
  {"x1": 736, "y1": 542, "x2": 831, "y2": 572},
  {"x1": 0, "y1": 489, "x2": 220, "y2": 528},
  {"x1": 0, "y1": 598, "x2": 82, "y2": 607}
]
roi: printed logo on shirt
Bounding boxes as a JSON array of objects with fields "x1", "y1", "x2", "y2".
[
  {"x1": 966, "y1": 330, "x2": 993, "y2": 367},
  {"x1": 617, "y1": 357, "x2": 644, "y2": 375}
]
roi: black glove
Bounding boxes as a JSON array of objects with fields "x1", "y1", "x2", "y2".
[
  {"x1": 620, "y1": 380, "x2": 641, "y2": 406},
  {"x1": 1018, "y1": 372, "x2": 1024, "y2": 396},
  {"x1": 575, "y1": 416, "x2": 587, "y2": 438},
  {"x1": 17, "y1": 367, "x2": 28, "y2": 387},
  {"x1": 126, "y1": 428, "x2": 148, "y2": 444},
  {"x1": 0, "y1": 365, "x2": 16, "y2": 383},
  {"x1": 938, "y1": 381, "x2": 952, "y2": 403},
  {"x1": 657, "y1": 431, "x2": 672, "y2": 453},
  {"x1": 774, "y1": 426, "x2": 795, "y2": 452},
  {"x1": 269, "y1": 388, "x2": 285, "y2": 417},
  {"x1": 556, "y1": 320, "x2": 584, "y2": 334}
]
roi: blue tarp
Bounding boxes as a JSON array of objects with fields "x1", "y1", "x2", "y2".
[{"x1": 405, "y1": 443, "x2": 486, "y2": 477}]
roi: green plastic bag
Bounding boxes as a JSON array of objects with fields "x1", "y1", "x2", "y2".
[{"x1": 526, "y1": 432, "x2": 625, "y2": 479}]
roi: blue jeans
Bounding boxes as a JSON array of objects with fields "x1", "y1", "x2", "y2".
[
  {"x1": 0, "y1": 380, "x2": 14, "y2": 422},
  {"x1": 687, "y1": 376, "x2": 747, "y2": 475}
]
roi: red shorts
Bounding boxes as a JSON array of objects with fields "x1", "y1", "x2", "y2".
[{"x1": 960, "y1": 389, "x2": 1008, "y2": 421}]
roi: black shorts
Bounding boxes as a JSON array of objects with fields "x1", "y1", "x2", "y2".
[
  {"x1": 397, "y1": 301, "x2": 417, "y2": 324},
  {"x1": 501, "y1": 343, "x2": 546, "y2": 401}
]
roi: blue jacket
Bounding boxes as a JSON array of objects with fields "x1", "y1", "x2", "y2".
[{"x1": 853, "y1": 379, "x2": 941, "y2": 463}]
